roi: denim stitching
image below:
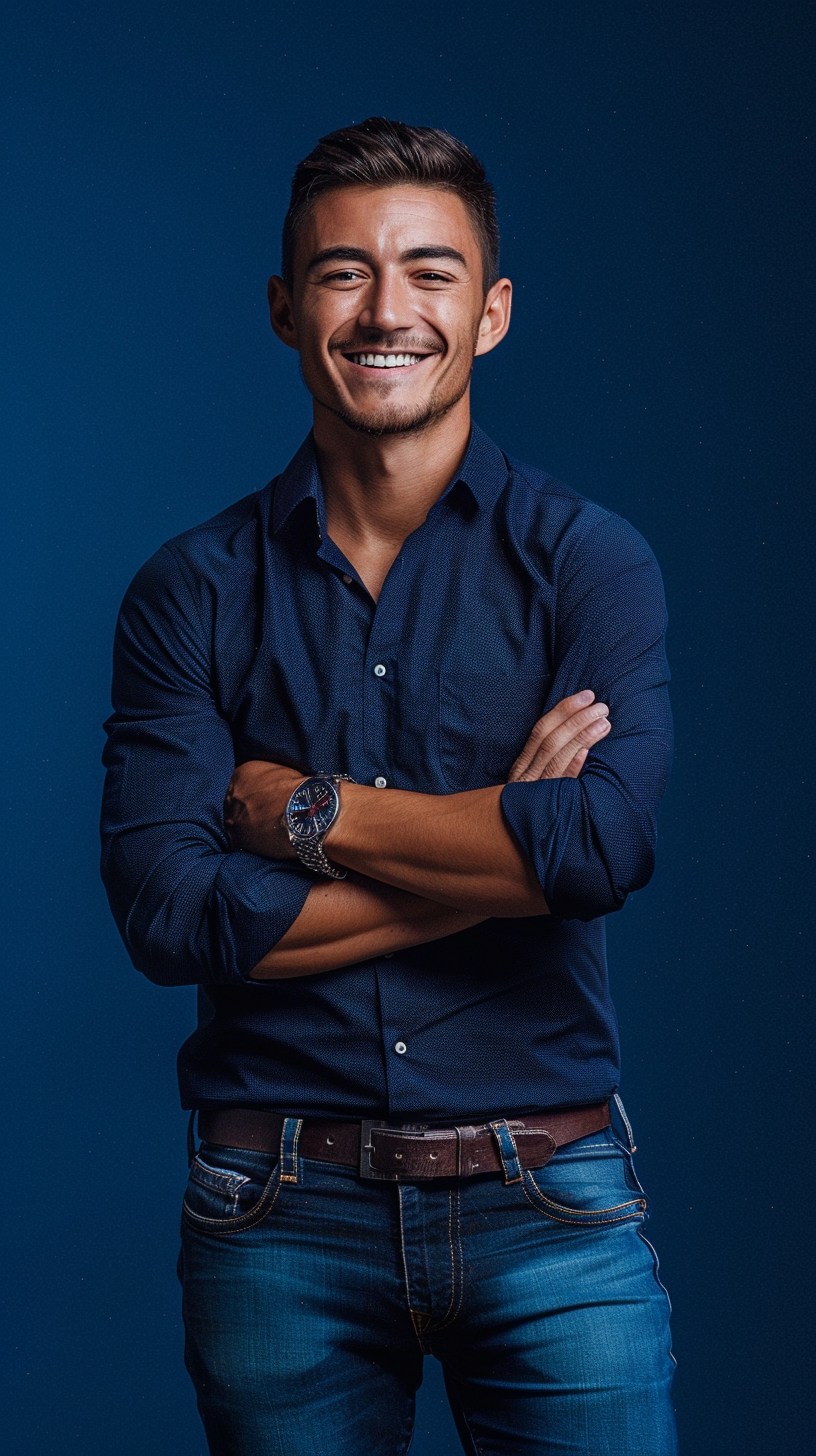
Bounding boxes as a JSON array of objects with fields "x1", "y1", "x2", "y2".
[
  {"x1": 521, "y1": 1171, "x2": 646, "y2": 1225},
  {"x1": 190, "y1": 1158, "x2": 251, "y2": 1190},
  {"x1": 556, "y1": 1140, "x2": 610, "y2": 1151},
  {"x1": 432, "y1": 1187, "x2": 465, "y2": 1333},
  {"x1": 397, "y1": 1184, "x2": 431, "y2": 1354},
  {"x1": 188, "y1": 1159, "x2": 252, "y2": 1215},
  {"x1": 489, "y1": 1118, "x2": 524, "y2": 1184},
  {"x1": 182, "y1": 1163, "x2": 283, "y2": 1233},
  {"x1": 279, "y1": 1116, "x2": 303, "y2": 1184},
  {"x1": 613, "y1": 1092, "x2": 637, "y2": 1152},
  {"x1": 526, "y1": 1170, "x2": 645, "y2": 1217}
]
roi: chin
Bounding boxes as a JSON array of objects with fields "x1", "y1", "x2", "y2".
[
  {"x1": 321, "y1": 377, "x2": 471, "y2": 438},
  {"x1": 333, "y1": 403, "x2": 446, "y2": 437}
]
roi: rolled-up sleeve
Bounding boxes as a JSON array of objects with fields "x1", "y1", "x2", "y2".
[
  {"x1": 100, "y1": 544, "x2": 314, "y2": 985},
  {"x1": 500, "y1": 511, "x2": 673, "y2": 920}
]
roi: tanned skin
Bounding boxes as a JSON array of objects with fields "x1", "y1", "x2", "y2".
[{"x1": 225, "y1": 184, "x2": 611, "y2": 978}]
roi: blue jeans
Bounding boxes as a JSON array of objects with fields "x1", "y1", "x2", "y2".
[{"x1": 178, "y1": 1114, "x2": 677, "y2": 1454}]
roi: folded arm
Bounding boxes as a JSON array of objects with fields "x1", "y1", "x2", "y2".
[
  {"x1": 101, "y1": 542, "x2": 549, "y2": 987},
  {"x1": 100, "y1": 545, "x2": 320, "y2": 987},
  {"x1": 229, "y1": 693, "x2": 611, "y2": 977},
  {"x1": 230, "y1": 510, "x2": 673, "y2": 972}
]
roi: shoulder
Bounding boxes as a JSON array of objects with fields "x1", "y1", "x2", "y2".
[
  {"x1": 119, "y1": 485, "x2": 270, "y2": 625},
  {"x1": 500, "y1": 450, "x2": 661, "y2": 579},
  {"x1": 163, "y1": 486, "x2": 268, "y2": 589}
]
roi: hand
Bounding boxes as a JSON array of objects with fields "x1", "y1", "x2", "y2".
[
  {"x1": 224, "y1": 760, "x2": 305, "y2": 857},
  {"x1": 508, "y1": 690, "x2": 610, "y2": 783}
]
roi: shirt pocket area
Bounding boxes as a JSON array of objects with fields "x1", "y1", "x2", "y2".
[
  {"x1": 182, "y1": 1142, "x2": 282, "y2": 1234},
  {"x1": 522, "y1": 1140, "x2": 647, "y2": 1228},
  {"x1": 438, "y1": 672, "x2": 551, "y2": 791}
]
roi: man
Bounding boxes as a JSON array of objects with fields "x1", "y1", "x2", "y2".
[{"x1": 101, "y1": 118, "x2": 676, "y2": 1455}]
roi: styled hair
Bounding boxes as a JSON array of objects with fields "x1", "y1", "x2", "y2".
[{"x1": 281, "y1": 117, "x2": 499, "y2": 294}]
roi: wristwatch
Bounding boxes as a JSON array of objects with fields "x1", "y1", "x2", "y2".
[{"x1": 285, "y1": 773, "x2": 355, "y2": 879}]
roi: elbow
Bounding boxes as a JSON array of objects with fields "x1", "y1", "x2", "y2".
[
  {"x1": 129, "y1": 934, "x2": 200, "y2": 987},
  {"x1": 113, "y1": 903, "x2": 204, "y2": 986},
  {"x1": 126, "y1": 882, "x2": 224, "y2": 986},
  {"x1": 102, "y1": 856, "x2": 213, "y2": 987}
]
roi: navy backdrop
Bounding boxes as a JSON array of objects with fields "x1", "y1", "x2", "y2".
[{"x1": 2, "y1": 3, "x2": 813, "y2": 1452}]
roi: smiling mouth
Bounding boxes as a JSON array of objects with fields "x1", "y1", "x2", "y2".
[{"x1": 342, "y1": 351, "x2": 431, "y2": 369}]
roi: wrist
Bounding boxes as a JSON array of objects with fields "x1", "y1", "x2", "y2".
[{"x1": 322, "y1": 780, "x2": 367, "y2": 860}]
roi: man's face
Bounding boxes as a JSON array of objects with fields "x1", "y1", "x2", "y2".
[{"x1": 270, "y1": 184, "x2": 509, "y2": 436}]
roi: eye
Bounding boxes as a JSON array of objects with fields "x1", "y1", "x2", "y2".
[{"x1": 415, "y1": 271, "x2": 454, "y2": 285}]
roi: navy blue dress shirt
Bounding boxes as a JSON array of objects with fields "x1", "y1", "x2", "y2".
[{"x1": 101, "y1": 424, "x2": 672, "y2": 1120}]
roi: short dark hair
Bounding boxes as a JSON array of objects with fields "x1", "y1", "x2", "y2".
[{"x1": 281, "y1": 117, "x2": 499, "y2": 294}]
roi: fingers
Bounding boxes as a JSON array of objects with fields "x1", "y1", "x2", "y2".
[
  {"x1": 529, "y1": 720, "x2": 609, "y2": 781},
  {"x1": 561, "y1": 746, "x2": 589, "y2": 780},
  {"x1": 509, "y1": 692, "x2": 611, "y2": 783},
  {"x1": 509, "y1": 691, "x2": 597, "y2": 779}
]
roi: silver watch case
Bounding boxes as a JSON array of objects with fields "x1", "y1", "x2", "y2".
[{"x1": 285, "y1": 773, "x2": 353, "y2": 879}]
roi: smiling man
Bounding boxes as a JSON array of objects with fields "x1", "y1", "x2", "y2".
[{"x1": 101, "y1": 119, "x2": 677, "y2": 1455}]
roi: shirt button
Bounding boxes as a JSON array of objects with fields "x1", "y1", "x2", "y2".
[
  {"x1": 341, "y1": 573, "x2": 352, "y2": 584},
  {"x1": 374, "y1": 775, "x2": 387, "y2": 788},
  {"x1": 373, "y1": 663, "x2": 387, "y2": 677},
  {"x1": 394, "y1": 1041, "x2": 407, "y2": 1055}
]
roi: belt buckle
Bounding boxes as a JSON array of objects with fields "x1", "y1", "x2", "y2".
[{"x1": 359, "y1": 1120, "x2": 400, "y2": 1181}]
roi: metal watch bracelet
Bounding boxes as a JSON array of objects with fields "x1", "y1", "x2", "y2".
[{"x1": 291, "y1": 773, "x2": 355, "y2": 880}]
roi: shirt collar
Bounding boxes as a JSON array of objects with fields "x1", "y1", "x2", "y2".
[{"x1": 270, "y1": 422, "x2": 509, "y2": 537}]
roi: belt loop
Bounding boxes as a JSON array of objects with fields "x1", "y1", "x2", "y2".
[
  {"x1": 186, "y1": 1110, "x2": 197, "y2": 1168},
  {"x1": 489, "y1": 1118, "x2": 523, "y2": 1185},
  {"x1": 613, "y1": 1093, "x2": 637, "y2": 1153},
  {"x1": 279, "y1": 1116, "x2": 304, "y2": 1184}
]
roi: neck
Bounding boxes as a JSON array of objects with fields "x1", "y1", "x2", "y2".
[{"x1": 313, "y1": 392, "x2": 472, "y2": 557}]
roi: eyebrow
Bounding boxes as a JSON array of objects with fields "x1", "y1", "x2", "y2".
[{"x1": 306, "y1": 245, "x2": 469, "y2": 273}]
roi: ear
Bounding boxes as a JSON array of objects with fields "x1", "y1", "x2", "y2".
[
  {"x1": 267, "y1": 275, "x2": 299, "y2": 351},
  {"x1": 474, "y1": 278, "x2": 512, "y2": 357}
]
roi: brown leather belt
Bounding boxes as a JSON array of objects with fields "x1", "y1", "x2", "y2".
[{"x1": 197, "y1": 1103, "x2": 611, "y2": 1181}]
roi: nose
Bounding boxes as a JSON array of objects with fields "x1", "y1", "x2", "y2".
[{"x1": 356, "y1": 266, "x2": 411, "y2": 335}]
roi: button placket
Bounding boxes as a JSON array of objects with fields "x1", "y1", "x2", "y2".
[{"x1": 362, "y1": 572, "x2": 400, "y2": 796}]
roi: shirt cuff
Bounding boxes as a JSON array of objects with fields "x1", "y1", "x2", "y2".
[
  {"x1": 213, "y1": 852, "x2": 316, "y2": 983},
  {"x1": 500, "y1": 778, "x2": 578, "y2": 914}
]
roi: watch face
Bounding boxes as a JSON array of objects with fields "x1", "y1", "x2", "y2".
[{"x1": 286, "y1": 778, "x2": 339, "y2": 840}]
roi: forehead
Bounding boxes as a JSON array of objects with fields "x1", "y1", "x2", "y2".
[{"x1": 297, "y1": 184, "x2": 481, "y2": 265}]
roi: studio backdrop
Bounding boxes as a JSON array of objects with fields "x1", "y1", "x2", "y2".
[{"x1": 2, "y1": 3, "x2": 813, "y2": 1453}]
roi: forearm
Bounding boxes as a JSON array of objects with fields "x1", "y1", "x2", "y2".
[
  {"x1": 324, "y1": 783, "x2": 550, "y2": 917},
  {"x1": 249, "y1": 872, "x2": 486, "y2": 979},
  {"x1": 223, "y1": 695, "x2": 610, "y2": 922}
]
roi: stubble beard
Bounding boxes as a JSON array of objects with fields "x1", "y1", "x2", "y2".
[
  {"x1": 305, "y1": 330, "x2": 478, "y2": 438},
  {"x1": 318, "y1": 368, "x2": 473, "y2": 437}
]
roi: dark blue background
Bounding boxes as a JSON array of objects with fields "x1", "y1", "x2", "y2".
[{"x1": 3, "y1": 3, "x2": 813, "y2": 1451}]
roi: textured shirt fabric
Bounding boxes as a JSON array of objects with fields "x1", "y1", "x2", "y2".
[{"x1": 101, "y1": 424, "x2": 672, "y2": 1120}]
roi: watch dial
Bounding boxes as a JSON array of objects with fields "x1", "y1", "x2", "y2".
[{"x1": 287, "y1": 779, "x2": 339, "y2": 838}]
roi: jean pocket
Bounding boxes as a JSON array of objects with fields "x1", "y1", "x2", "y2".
[
  {"x1": 522, "y1": 1144, "x2": 647, "y2": 1228},
  {"x1": 438, "y1": 671, "x2": 551, "y2": 791},
  {"x1": 182, "y1": 1142, "x2": 282, "y2": 1235}
]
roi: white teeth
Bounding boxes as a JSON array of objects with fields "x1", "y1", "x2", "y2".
[{"x1": 350, "y1": 352, "x2": 423, "y2": 367}]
